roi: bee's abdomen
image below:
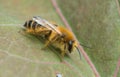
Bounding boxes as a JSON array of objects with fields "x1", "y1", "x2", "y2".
[
  {"x1": 32, "y1": 21, "x2": 38, "y2": 30},
  {"x1": 23, "y1": 20, "x2": 42, "y2": 30},
  {"x1": 23, "y1": 20, "x2": 33, "y2": 28}
]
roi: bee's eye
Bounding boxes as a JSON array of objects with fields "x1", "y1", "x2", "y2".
[{"x1": 68, "y1": 40, "x2": 74, "y2": 53}]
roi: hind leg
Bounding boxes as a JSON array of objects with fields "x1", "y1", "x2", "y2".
[{"x1": 41, "y1": 31, "x2": 58, "y2": 50}]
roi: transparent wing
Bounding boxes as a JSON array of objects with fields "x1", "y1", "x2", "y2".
[
  {"x1": 33, "y1": 16, "x2": 62, "y2": 35},
  {"x1": 33, "y1": 16, "x2": 47, "y2": 26}
]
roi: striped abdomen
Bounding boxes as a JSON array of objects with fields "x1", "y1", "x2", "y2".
[
  {"x1": 23, "y1": 20, "x2": 52, "y2": 37},
  {"x1": 23, "y1": 20, "x2": 42, "y2": 30}
]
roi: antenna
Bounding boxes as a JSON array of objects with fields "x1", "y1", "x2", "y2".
[{"x1": 75, "y1": 46, "x2": 82, "y2": 60}]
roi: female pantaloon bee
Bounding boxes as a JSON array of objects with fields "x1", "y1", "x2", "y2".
[{"x1": 23, "y1": 16, "x2": 81, "y2": 60}]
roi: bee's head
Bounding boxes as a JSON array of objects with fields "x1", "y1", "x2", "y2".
[{"x1": 68, "y1": 40, "x2": 82, "y2": 59}]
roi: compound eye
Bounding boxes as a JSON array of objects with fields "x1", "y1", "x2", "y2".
[{"x1": 68, "y1": 40, "x2": 74, "y2": 53}]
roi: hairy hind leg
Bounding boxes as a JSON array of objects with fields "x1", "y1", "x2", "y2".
[{"x1": 41, "y1": 31, "x2": 58, "y2": 50}]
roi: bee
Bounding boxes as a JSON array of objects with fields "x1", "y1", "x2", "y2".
[{"x1": 23, "y1": 16, "x2": 81, "y2": 60}]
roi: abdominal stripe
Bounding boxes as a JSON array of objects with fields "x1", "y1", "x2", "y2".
[
  {"x1": 28, "y1": 20, "x2": 32, "y2": 28},
  {"x1": 23, "y1": 21, "x2": 27, "y2": 27},
  {"x1": 24, "y1": 20, "x2": 47, "y2": 30},
  {"x1": 32, "y1": 21, "x2": 37, "y2": 30}
]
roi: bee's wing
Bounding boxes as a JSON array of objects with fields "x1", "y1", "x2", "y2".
[
  {"x1": 32, "y1": 16, "x2": 47, "y2": 26},
  {"x1": 43, "y1": 19, "x2": 62, "y2": 35},
  {"x1": 33, "y1": 16, "x2": 62, "y2": 35}
]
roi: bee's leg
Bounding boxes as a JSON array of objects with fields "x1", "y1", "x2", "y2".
[
  {"x1": 41, "y1": 30, "x2": 53, "y2": 50},
  {"x1": 41, "y1": 40, "x2": 50, "y2": 50},
  {"x1": 60, "y1": 51, "x2": 65, "y2": 62},
  {"x1": 61, "y1": 51, "x2": 65, "y2": 57}
]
